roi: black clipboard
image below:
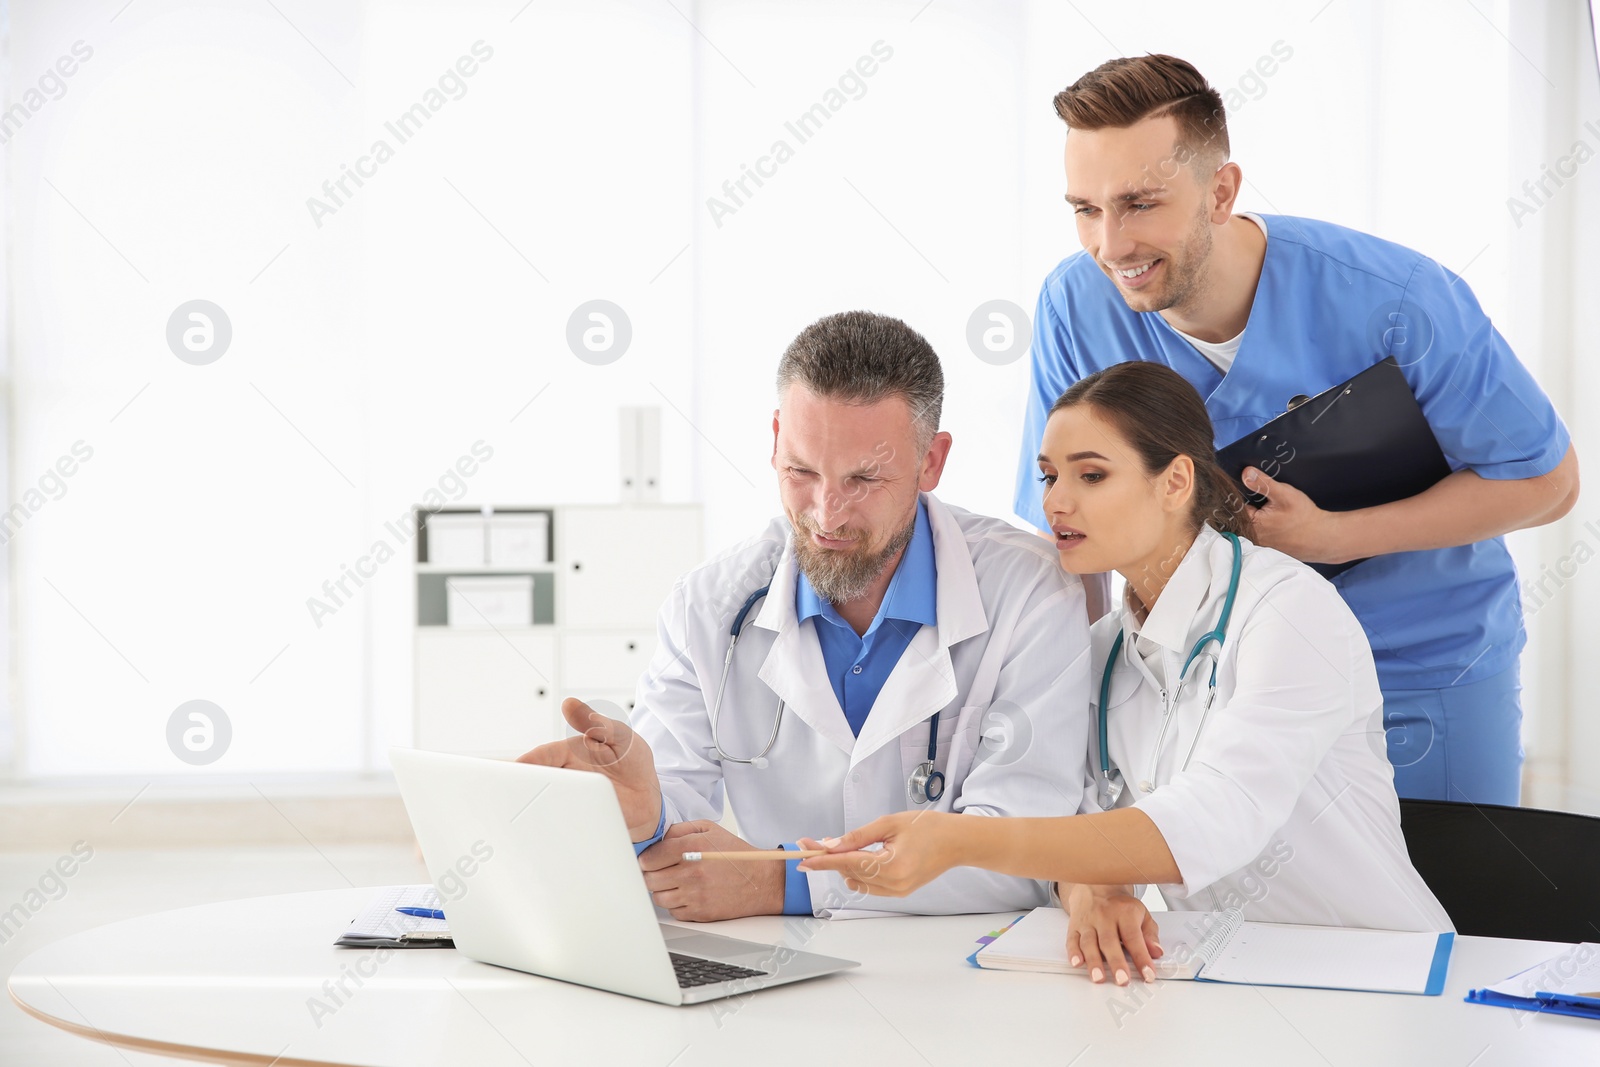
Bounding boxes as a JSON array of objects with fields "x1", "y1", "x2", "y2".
[{"x1": 1214, "y1": 357, "x2": 1451, "y2": 579}]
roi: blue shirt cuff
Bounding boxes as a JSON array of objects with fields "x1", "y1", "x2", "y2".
[
  {"x1": 632, "y1": 804, "x2": 667, "y2": 856},
  {"x1": 781, "y1": 843, "x2": 813, "y2": 915}
]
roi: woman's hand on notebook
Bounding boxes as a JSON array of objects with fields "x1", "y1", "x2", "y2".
[{"x1": 1064, "y1": 884, "x2": 1163, "y2": 986}]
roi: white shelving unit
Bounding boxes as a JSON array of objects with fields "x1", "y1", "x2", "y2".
[{"x1": 413, "y1": 503, "x2": 704, "y2": 755}]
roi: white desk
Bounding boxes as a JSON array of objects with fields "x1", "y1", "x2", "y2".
[{"x1": 8, "y1": 887, "x2": 1599, "y2": 1066}]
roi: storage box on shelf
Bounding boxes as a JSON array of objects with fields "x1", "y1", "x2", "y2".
[{"x1": 414, "y1": 504, "x2": 703, "y2": 755}]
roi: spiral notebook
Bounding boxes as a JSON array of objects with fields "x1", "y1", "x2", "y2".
[{"x1": 971, "y1": 907, "x2": 1453, "y2": 996}]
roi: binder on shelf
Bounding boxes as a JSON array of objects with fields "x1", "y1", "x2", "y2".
[
  {"x1": 620, "y1": 406, "x2": 663, "y2": 503},
  {"x1": 971, "y1": 907, "x2": 1454, "y2": 995},
  {"x1": 1214, "y1": 357, "x2": 1452, "y2": 579}
]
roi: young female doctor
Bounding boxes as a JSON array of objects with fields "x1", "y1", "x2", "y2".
[{"x1": 802, "y1": 361, "x2": 1451, "y2": 985}]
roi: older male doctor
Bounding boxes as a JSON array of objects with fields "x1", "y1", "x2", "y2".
[{"x1": 521, "y1": 310, "x2": 1091, "y2": 921}]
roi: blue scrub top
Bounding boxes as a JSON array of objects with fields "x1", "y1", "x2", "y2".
[{"x1": 1013, "y1": 213, "x2": 1569, "y2": 690}]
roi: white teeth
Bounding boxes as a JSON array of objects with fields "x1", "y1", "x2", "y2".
[{"x1": 1115, "y1": 262, "x2": 1154, "y2": 279}]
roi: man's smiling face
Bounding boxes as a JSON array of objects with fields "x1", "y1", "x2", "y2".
[{"x1": 1064, "y1": 113, "x2": 1219, "y2": 316}]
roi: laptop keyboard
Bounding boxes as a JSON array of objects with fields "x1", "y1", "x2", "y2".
[{"x1": 669, "y1": 952, "x2": 768, "y2": 988}]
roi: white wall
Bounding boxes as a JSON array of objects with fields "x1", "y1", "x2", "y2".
[
  {"x1": 4, "y1": 0, "x2": 1593, "y2": 798},
  {"x1": 1509, "y1": 0, "x2": 1600, "y2": 812},
  {"x1": 6, "y1": 0, "x2": 696, "y2": 776}
]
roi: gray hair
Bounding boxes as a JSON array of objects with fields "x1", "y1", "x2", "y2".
[{"x1": 775, "y1": 311, "x2": 944, "y2": 444}]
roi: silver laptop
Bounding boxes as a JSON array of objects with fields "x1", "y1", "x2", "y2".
[{"x1": 388, "y1": 748, "x2": 858, "y2": 1005}]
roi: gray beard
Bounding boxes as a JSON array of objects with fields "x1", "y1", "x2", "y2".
[{"x1": 792, "y1": 511, "x2": 917, "y2": 606}]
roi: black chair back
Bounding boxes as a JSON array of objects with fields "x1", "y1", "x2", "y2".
[{"x1": 1398, "y1": 798, "x2": 1600, "y2": 942}]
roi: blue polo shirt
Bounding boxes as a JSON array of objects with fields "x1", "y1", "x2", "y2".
[
  {"x1": 795, "y1": 499, "x2": 940, "y2": 736},
  {"x1": 1013, "y1": 213, "x2": 1569, "y2": 691},
  {"x1": 782, "y1": 498, "x2": 939, "y2": 913}
]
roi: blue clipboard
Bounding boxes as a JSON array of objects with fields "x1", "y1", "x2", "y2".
[{"x1": 1466, "y1": 987, "x2": 1600, "y2": 1020}]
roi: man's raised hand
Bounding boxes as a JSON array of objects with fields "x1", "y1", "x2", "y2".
[{"x1": 517, "y1": 698, "x2": 662, "y2": 841}]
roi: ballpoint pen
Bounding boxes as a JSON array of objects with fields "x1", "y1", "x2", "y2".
[{"x1": 396, "y1": 906, "x2": 447, "y2": 920}]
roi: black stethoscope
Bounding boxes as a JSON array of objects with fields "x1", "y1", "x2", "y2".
[
  {"x1": 1096, "y1": 531, "x2": 1242, "y2": 810},
  {"x1": 708, "y1": 579, "x2": 946, "y2": 805}
]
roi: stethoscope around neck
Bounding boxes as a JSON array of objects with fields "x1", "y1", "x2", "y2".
[
  {"x1": 708, "y1": 574, "x2": 946, "y2": 806},
  {"x1": 1096, "y1": 530, "x2": 1242, "y2": 810}
]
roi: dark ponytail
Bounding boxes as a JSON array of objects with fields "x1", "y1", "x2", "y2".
[
  {"x1": 1191, "y1": 457, "x2": 1255, "y2": 540},
  {"x1": 1049, "y1": 362, "x2": 1254, "y2": 541}
]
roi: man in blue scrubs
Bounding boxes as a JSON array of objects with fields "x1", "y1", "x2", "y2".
[{"x1": 1013, "y1": 55, "x2": 1579, "y2": 805}]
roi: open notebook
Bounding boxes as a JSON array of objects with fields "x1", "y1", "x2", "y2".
[{"x1": 972, "y1": 907, "x2": 1453, "y2": 996}]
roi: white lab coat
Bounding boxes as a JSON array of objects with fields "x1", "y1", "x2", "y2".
[
  {"x1": 631, "y1": 492, "x2": 1092, "y2": 918},
  {"x1": 1094, "y1": 524, "x2": 1453, "y2": 931}
]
